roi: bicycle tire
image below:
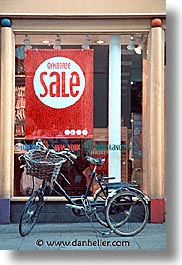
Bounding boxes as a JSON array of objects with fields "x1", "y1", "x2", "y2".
[
  {"x1": 106, "y1": 190, "x2": 149, "y2": 237},
  {"x1": 19, "y1": 193, "x2": 43, "y2": 237},
  {"x1": 93, "y1": 187, "x2": 109, "y2": 227},
  {"x1": 93, "y1": 186, "x2": 119, "y2": 227}
]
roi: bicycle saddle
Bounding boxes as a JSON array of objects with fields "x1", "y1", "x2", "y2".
[{"x1": 85, "y1": 156, "x2": 105, "y2": 166}]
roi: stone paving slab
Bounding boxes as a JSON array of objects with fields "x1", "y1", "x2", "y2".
[{"x1": 0, "y1": 223, "x2": 166, "y2": 251}]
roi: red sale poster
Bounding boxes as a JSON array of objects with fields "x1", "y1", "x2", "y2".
[{"x1": 24, "y1": 49, "x2": 93, "y2": 139}]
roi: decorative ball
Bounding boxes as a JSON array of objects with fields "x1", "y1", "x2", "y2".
[
  {"x1": 151, "y1": 18, "x2": 162, "y2": 28},
  {"x1": 70, "y1": 130, "x2": 76, "y2": 135},
  {"x1": 82, "y1": 129, "x2": 88, "y2": 136},
  {"x1": 76, "y1": 129, "x2": 82, "y2": 136},
  {"x1": 1, "y1": 18, "x2": 12, "y2": 27},
  {"x1": 64, "y1": 129, "x2": 70, "y2": 136}
]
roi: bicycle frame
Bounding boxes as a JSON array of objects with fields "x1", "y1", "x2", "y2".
[{"x1": 39, "y1": 163, "x2": 105, "y2": 207}]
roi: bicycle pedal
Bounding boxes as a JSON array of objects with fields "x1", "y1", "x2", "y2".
[{"x1": 66, "y1": 204, "x2": 84, "y2": 210}]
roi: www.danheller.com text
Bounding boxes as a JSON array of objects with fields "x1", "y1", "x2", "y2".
[{"x1": 35, "y1": 238, "x2": 130, "y2": 248}]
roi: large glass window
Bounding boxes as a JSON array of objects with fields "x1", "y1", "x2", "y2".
[{"x1": 14, "y1": 34, "x2": 145, "y2": 197}]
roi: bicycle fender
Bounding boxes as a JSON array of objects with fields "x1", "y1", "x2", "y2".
[
  {"x1": 126, "y1": 187, "x2": 150, "y2": 204},
  {"x1": 105, "y1": 188, "x2": 122, "y2": 207}
]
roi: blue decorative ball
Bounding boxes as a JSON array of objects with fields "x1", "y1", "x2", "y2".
[{"x1": 1, "y1": 18, "x2": 12, "y2": 27}]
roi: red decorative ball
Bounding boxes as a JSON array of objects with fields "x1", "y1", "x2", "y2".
[{"x1": 151, "y1": 18, "x2": 162, "y2": 27}]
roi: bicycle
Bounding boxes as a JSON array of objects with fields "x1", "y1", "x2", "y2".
[{"x1": 18, "y1": 140, "x2": 149, "y2": 237}]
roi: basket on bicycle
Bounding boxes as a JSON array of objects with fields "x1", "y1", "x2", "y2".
[{"x1": 24, "y1": 149, "x2": 66, "y2": 181}]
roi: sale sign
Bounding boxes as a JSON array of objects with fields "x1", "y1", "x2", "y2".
[{"x1": 24, "y1": 49, "x2": 93, "y2": 139}]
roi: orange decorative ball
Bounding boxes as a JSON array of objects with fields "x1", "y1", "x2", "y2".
[{"x1": 151, "y1": 18, "x2": 162, "y2": 27}]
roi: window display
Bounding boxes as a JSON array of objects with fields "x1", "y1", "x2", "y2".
[{"x1": 14, "y1": 34, "x2": 143, "y2": 197}]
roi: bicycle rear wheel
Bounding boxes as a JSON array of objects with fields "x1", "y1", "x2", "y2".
[
  {"x1": 19, "y1": 193, "x2": 43, "y2": 237},
  {"x1": 106, "y1": 190, "x2": 149, "y2": 237}
]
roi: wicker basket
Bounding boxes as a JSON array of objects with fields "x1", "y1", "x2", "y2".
[{"x1": 24, "y1": 150, "x2": 66, "y2": 181}]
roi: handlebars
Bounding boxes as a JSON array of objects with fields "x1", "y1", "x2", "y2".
[
  {"x1": 35, "y1": 139, "x2": 77, "y2": 162},
  {"x1": 28, "y1": 140, "x2": 105, "y2": 167}
]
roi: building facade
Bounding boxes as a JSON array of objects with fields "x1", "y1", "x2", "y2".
[{"x1": 0, "y1": 0, "x2": 166, "y2": 223}]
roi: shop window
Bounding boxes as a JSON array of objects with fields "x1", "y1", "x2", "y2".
[{"x1": 14, "y1": 34, "x2": 145, "y2": 197}]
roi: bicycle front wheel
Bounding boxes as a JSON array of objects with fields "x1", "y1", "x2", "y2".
[
  {"x1": 106, "y1": 190, "x2": 149, "y2": 237},
  {"x1": 19, "y1": 193, "x2": 44, "y2": 237}
]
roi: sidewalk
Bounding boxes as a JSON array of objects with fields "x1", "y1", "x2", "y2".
[{"x1": 0, "y1": 222, "x2": 166, "y2": 251}]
